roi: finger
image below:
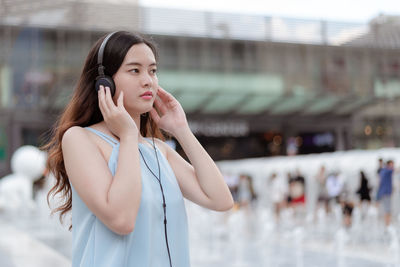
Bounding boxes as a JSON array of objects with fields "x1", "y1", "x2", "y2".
[
  {"x1": 104, "y1": 86, "x2": 116, "y2": 111},
  {"x1": 153, "y1": 97, "x2": 168, "y2": 115},
  {"x1": 98, "y1": 85, "x2": 109, "y2": 115},
  {"x1": 157, "y1": 86, "x2": 174, "y2": 103},
  {"x1": 149, "y1": 108, "x2": 161, "y2": 124},
  {"x1": 117, "y1": 91, "x2": 125, "y2": 109},
  {"x1": 157, "y1": 87, "x2": 180, "y2": 110}
]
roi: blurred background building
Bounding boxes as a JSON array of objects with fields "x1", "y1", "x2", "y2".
[{"x1": 1, "y1": 0, "x2": 400, "y2": 176}]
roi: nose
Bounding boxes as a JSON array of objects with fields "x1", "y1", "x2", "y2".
[{"x1": 141, "y1": 72, "x2": 153, "y2": 88}]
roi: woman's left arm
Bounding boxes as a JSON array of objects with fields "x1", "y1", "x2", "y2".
[{"x1": 150, "y1": 87, "x2": 234, "y2": 211}]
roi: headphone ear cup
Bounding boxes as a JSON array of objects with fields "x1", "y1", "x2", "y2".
[{"x1": 95, "y1": 76, "x2": 116, "y2": 96}]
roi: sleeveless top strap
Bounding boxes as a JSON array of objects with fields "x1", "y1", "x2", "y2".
[
  {"x1": 143, "y1": 137, "x2": 156, "y2": 148},
  {"x1": 85, "y1": 127, "x2": 119, "y2": 147}
]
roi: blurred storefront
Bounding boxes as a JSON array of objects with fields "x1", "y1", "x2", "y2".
[{"x1": 1, "y1": 1, "x2": 400, "y2": 175}]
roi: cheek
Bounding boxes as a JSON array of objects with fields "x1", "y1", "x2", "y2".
[
  {"x1": 152, "y1": 76, "x2": 159, "y2": 87},
  {"x1": 114, "y1": 74, "x2": 129, "y2": 89},
  {"x1": 112, "y1": 74, "x2": 129, "y2": 101},
  {"x1": 114, "y1": 74, "x2": 136, "y2": 93}
]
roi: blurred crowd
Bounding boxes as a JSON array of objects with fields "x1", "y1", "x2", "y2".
[{"x1": 223, "y1": 158, "x2": 398, "y2": 229}]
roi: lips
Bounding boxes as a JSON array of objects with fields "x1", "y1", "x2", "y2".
[{"x1": 140, "y1": 91, "x2": 153, "y2": 97}]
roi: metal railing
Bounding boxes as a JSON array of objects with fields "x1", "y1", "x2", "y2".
[
  {"x1": 0, "y1": 0, "x2": 369, "y2": 46},
  {"x1": 139, "y1": 7, "x2": 368, "y2": 45}
]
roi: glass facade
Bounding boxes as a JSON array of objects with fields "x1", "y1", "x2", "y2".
[{"x1": 0, "y1": 6, "x2": 400, "y2": 172}]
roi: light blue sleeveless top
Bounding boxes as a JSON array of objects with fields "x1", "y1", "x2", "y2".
[{"x1": 70, "y1": 127, "x2": 190, "y2": 267}]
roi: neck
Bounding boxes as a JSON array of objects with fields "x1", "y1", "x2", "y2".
[
  {"x1": 98, "y1": 111, "x2": 149, "y2": 142},
  {"x1": 131, "y1": 113, "x2": 141, "y2": 133},
  {"x1": 130, "y1": 111, "x2": 152, "y2": 143},
  {"x1": 123, "y1": 107, "x2": 143, "y2": 132}
]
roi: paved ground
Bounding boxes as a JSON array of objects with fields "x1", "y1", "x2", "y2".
[
  {"x1": 0, "y1": 200, "x2": 398, "y2": 267},
  {"x1": 0, "y1": 217, "x2": 70, "y2": 267}
]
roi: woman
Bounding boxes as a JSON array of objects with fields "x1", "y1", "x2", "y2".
[
  {"x1": 43, "y1": 31, "x2": 233, "y2": 267},
  {"x1": 356, "y1": 170, "x2": 371, "y2": 202}
]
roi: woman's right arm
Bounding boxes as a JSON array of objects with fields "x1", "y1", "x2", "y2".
[{"x1": 62, "y1": 87, "x2": 142, "y2": 235}]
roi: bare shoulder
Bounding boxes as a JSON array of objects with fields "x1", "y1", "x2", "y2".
[
  {"x1": 152, "y1": 138, "x2": 186, "y2": 164},
  {"x1": 153, "y1": 138, "x2": 174, "y2": 156},
  {"x1": 62, "y1": 126, "x2": 90, "y2": 148},
  {"x1": 61, "y1": 126, "x2": 105, "y2": 165}
]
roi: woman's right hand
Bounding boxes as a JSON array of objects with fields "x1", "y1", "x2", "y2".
[{"x1": 98, "y1": 85, "x2": 138, "y2": 140}]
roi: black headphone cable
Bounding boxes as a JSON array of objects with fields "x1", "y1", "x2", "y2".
[{"x1": 138, "y1": 136, "x2": 173, "y2": 267}]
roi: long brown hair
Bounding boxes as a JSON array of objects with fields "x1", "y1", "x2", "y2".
[{"x1": 42, "y1": 31, "x2": 164, "y2": 227}]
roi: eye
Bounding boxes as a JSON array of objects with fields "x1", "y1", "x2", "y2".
[
  {"x1": 150, "y1": 69, "x2": 157, "y2": 74},
  {"x1": 129, "y1": 68, "x2": 139, "y2": 73}
]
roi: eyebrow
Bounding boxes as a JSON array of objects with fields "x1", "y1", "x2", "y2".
[{"x1": 125, "y1": 62, "x2": 157, "y2": 67}]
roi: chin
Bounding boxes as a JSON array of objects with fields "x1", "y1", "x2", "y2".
[
  {"x1": 126, "y1": 105, "x2": 153, "y2": 115},
  {"x1": 142, "y1": 105, "x2": 153, "y2": 114}
]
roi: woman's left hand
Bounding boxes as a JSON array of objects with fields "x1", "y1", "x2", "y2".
[{"x1": 150, "y1": 86, "x2": 188, "y2": 136}]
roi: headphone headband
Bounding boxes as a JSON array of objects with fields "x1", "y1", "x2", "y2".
[{"x1": 97, "y1": 31, "x2": 118, "y2": 75}]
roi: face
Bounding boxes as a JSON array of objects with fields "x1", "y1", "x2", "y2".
[
  {"x1": 112, "y1": 43, "x2": 158, "y2": 115},
  {"x1": 388, "y1": 162, "x2": 394, "y2": 169}
]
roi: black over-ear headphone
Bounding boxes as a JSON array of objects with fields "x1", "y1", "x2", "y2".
[{"x1": 95, "y1": 32, "x2": 117, "y2": 96}]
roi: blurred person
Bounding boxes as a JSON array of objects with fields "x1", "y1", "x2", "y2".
[
  {"x1": 32, "y1": 167, "x2": 48, "y2": 200},
  {"x1": 376, "y1": 160, "x2": 394, "y2": 227},
  {"x1": 287, "y1": 169, "x2": 306, "y2": 220},
  {"x1": 223, "y1": 172, "x2": 239, "y2": 205},
  {"x1": 326, "y1": 171, "x2": 344, "y2": 207},
  {"x1": 342, "y1": 201, "x2": 354, "y2": 228},
  {"x1": 338, "y1": 177, "x2": 354, "y2": 228},
  {"x1": 315, "y1": 165, "x2": 330, "y2": 216},
  {"x1": 248, "y1": 174, "x2": 258, "y2": 204},
  {"x1": 237, "y1": 174, "x2": 257, "y2": 208},
  {"x1": 356, "y1": 170, "x2": 372, "y2": 220},
  {"x1": 269, "y1": 172, "x2": 288, "y2": 222},
  {"x1": 372, "y1": 158, "x2": 385, "y2": 198},
  {"x1": 288, "y1": 169, "x2": 306, "y2": 206},
  {"x1": 356, "y1": 170, "x2": 372, "y2": 203},
  {"x1": 43, "y1": 31, "x2": 233, "y2": 267},
  {"x1": 377, "y1": 158, "x2": 384, "y2": 175},
  {"x1": 286, "y1": 172, "x2": 294, "y2": 206},
  {"x1": 286, "y1": 137, "x2": 298, "y2": 156}
]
